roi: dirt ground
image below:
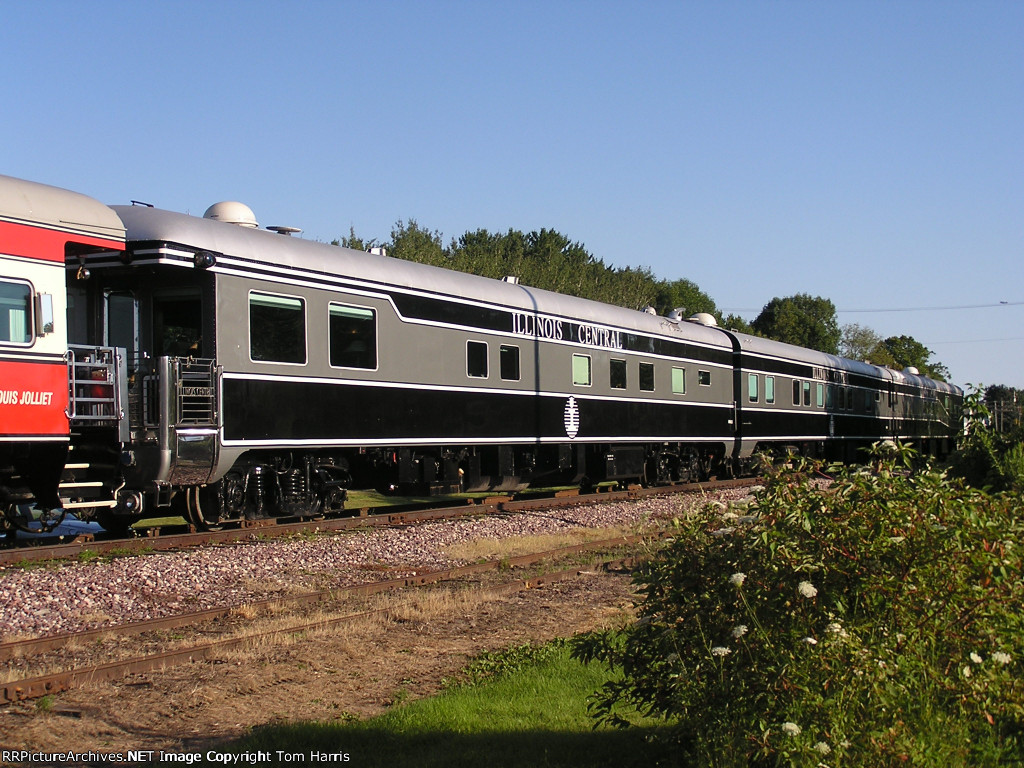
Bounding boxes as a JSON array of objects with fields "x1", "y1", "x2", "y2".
[{"x1": 0, "y1": 567, "x2": 639, "y2": 759}]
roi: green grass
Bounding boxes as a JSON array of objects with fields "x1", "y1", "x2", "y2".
[{"x1": 217, "y1": 643, "x2": 678, "y2": 767}]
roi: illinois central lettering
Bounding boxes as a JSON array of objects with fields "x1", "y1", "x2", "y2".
[
  {"x1": 575, "y1": 323, "x2": 622, "y2": 350},
  {"x1": 512, "y1": 312, "x2": 565, "y2": 341},
  {"x1": 511, "y1": 313, "x2": 622, "y2": 350}
]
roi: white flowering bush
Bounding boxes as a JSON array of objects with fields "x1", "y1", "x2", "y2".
[{"x1": 573, "y1": 446, "x2": 1024, "y2": 766}]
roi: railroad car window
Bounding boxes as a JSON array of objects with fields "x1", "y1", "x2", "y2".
[
  {"x1": 826, "y1": 385, "x2": 835, "y2": 409},
  {"x1": 329, "y1": 304, "x2": 377, "y2": 369},
  {"x1": 698, "y1": 370, "x2": 711, "y2": 387},
  {"x1": 250, "y1": 293, "x2": 306, "y2": 364},
  {"x1": 467, "y1": 341, "x2": 488, "y2": 378},
  {"x1": 748, "y1": 373, "x2": 759, "y2": 403},
  {"x1": 500, "y1": 345, "x2": 520, "y2": 381},
  {"x1": 816, "y1": 383, "x2": 824, "y2": 408},
  {"x1": 846, "y1": 388, "x2": 854, "y2": 411},
  {"x1": 0, "y1": 280, "x2": 31, "y2": 343},
  {"x1": 610, "y1": 358, "x2": 627, "y2": 389},
  {"x1": 864, "y1": 390, "x2": 873, "y2": 412},
  {"x1": 639, "y1": 362, "x2": 655, "y2": 391},
  {"x1": 793, "y1": 380, "x2": 801, "y2": 406},
  {"x1": 803, "y1": 381, "x2": 811, "y2": 406},
  {"x1": 765, "y1": 376, "x2": 775, "y2": 404},
  {"x1": 671, "y1": 367, "x2": 685, "y2": 395},
  {"x1": 572, "y1": 354, "x2": 592, "y2": 386}
]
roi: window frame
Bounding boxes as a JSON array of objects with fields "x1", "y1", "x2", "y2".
[
  {"x1": 610, "y1": 358, "x2": 627, "y2": 390},
  {"x1": 467, "y1": 340, "x2": 489, "y2": 379},
  {"x1": 0, "y1": 278, "x2": 34, "y2": 346},
  {"x1": 639, "y1": 361, "x2": 655, "y2": 392},
  {"x1": 248, "y1": 290, "x2": 307, "y2": 366},
  {"x1": 328, "y1": 301, "x2": 378, "y2": 371},
  {"x1": 572, "y1": 353, "x2": 592, "y2": 387},
  {"x1": 671, "y1": 366, "x2": 686, "y2": 395},
  {"x1": 499, "y1": 344, "x2": 521, "y2": 381}
]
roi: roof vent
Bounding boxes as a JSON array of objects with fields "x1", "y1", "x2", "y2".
[
  {"x1": 903, "y1": 366, "x2": 920, "y2": 375},
  {"x1": 502, "y1": 275, "x2": 519, "y2": 284},
  {"x1": 643, "y1": 306, "x2": 657, "y2": 315},
  {"x1": 268, "y1": 226, "x2": 302, "y2": 236},
  {"x1": 369, "y1": 246, "x2": 388, "y2": 257},
  {"x1": 203, "y1": 201, "x2": 259, "y2": 228},
  {"x1": 688, "y1": 312, "x2": 718, "y2": 327}
]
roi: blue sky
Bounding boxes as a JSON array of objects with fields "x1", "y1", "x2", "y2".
[{"x1": 3, "y1": 1, "x2": 1021, "y2": 389}]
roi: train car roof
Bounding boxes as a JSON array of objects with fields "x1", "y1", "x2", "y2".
[
  {"x1": 0, "y1": 175, "x2": 125, "y2": 242},
  {"x1": 113, "y1": 204, "x2": 734, "y2": 351},
  {"x1": 729, "y1": 328, "x2": 961, "y2": 394}
]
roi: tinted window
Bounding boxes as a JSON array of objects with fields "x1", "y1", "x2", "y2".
[
  {"x1": 639, "y1": 362, "x2": 655, "y2": 391},
  {"x1": 467, "y1": 341, "x2": 488, "y2": 378},
  {"x1": 329, "y1": 304, "x2": 376, "y2": 369},
  {"x1": 500, "y1": 344, "x2": 520, "y2": 381},
  {"x1": 610, "y1": 358, "x2": 627, "y2": 389},
  {"x1": 250, "y1": 292, "x2": 305, "y2": 364},
  {"x1": 748, "y1": 373, "x2": 759, "y2": 403},
  {"x1": 765, "y1": 375, "x2": 775, "y2": 404}
]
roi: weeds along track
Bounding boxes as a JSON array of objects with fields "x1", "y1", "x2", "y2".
[
  {"x1": 0, "y1": 536, "x2": 655, "y2": 703},
  {"x1": 0, "y1": 478, "x2": 755, "y2": 566}
]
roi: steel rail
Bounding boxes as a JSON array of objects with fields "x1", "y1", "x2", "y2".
[
  {"x1": 0, "y1": 477, "x2": 754, "y2": 567},
  {"x1": 1, "y1": 533, "x2": 660, "y2": 702}
]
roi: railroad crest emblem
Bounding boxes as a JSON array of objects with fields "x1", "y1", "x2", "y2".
[{"x1": 563, "y1": 396, "x2": 580, "y2": 439}]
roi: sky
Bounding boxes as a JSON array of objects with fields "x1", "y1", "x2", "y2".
[{"x1": 2, "y1": 1, "x2": 1021, "y2": 390}]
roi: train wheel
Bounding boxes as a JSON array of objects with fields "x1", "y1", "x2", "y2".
[{"x1": 185, "y1": 484, "x2": 223, "y2": 531}]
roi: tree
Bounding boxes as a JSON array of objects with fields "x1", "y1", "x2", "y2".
[
  {"x1": 839, "y1": 323, "x2": 884, "y2": 362},
  {"x1": 653, "y1": 278, "x2": 718, "y2": 320},
  {"x1": 878, "y1": 335, "x2": 950, "y2": 380},
  {"x1": 388, "y1": 219, "x2": 446, "y2": 266},
  {"x1": 722, "y1": 314, "x2": 755, "y2": 334},
  {"x1": 331, "y1": 226, "x2": 376, "y2": 252},
  {"x1": 751, "y1": 294, "x2": 840, "y2": 354}
]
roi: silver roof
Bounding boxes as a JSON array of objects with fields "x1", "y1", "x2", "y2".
[
  {"x1": 113, "y1": 204, "x2": 734, "y2": 351},
  {"x1": 731, "y1": 329, "x2": 960, "y2": 394},
  {"x1": 0, "y1": 175, "x2": 125, "y2": 242}
]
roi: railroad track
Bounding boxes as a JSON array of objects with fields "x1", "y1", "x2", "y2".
[
  {"x1": 1, "y1": 533, "x2": 660, "y2": 703},
  {"x1": 0, "y1": 476, "x2": 755, "y2": 567}
]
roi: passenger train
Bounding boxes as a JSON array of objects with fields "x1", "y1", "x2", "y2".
[{"x1": 0, "y1": 174, "x2": 963, "y2": 532}]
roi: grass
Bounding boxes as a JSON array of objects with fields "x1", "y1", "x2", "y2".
[{"x1": 218, "y1": 643, "x2": 677, "y2": 767}]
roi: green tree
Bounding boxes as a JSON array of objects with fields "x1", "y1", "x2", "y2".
[
  {"x1": 652, "y1": 278, "x2": 718, "y2": 320},
  {"x1": 839, "y1": 322, "x2": 884, "y2": 362},
  {"x1": 331, "y1": 226, "x2": 376, "y2": 252},
  {"x1": 878, "y1": 335, "x2": 950, "y2": 380},
  {"x1": 751, "y1": 294, "x2": 840, "y2": 354},
  {"x1": 388, "y1": 219, "x2": 446, "y2": 266}
]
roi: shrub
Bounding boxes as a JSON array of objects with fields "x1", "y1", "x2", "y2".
[{"x1": 573, "y1": 447, "x2": 1024, "y2": 766}]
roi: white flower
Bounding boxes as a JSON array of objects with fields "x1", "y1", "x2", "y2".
[
  {"x1": 802, "y1": 636, "x2": 818, "y2": 646},
  {"x1": 711, "y1": 646, "x2": 731, "y2": 657},
  {"x1": 970, "y1": 652, "x2": 983, "y2": 664},
  {"x1": 825, "y1": 622, "x2": 848, "y2": 638},
  {"x1": 992, "y1": 651, "x2": 1012, "y2": 665},
  {"x1": 729, "y1": 572, "x2": 746, "y2": 587},
  {"x1": 963, "y1": 665, "x2": 972, "y2": 678},
  {"x1": 797, "y1": 581, "x2": 818, "y2": 598},
  {"x1": 814, "y1": 741, "x2": 832, "y2": 755},
  {"x1": 732, "y1": 624, "x2": 749, "y2": 639},
  {"x1": 781, "y1": 722, "x2": 802, "y2": 737}
]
